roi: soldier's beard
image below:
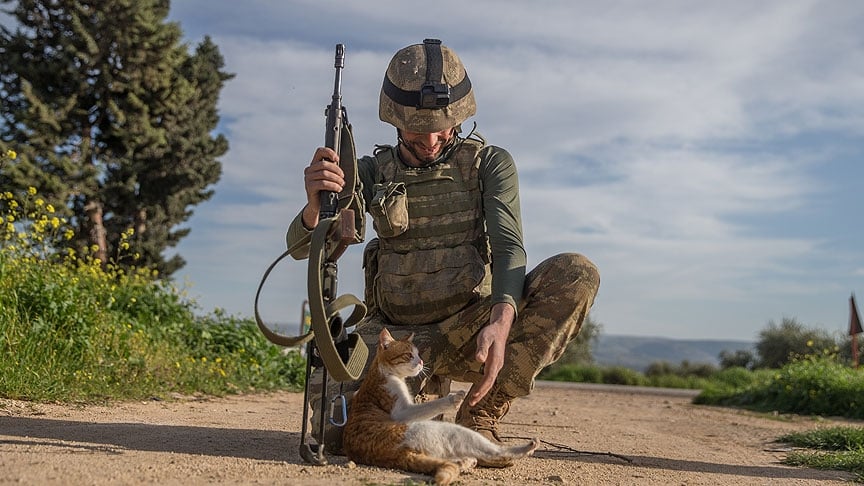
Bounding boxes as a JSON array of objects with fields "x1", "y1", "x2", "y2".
[{"x1": 398, "y1": 130, "x2": 456, "y2": 167}]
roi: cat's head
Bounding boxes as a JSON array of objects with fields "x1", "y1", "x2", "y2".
[{"x1": 376, "y1": 328, "x2": 424, "y2": 378}]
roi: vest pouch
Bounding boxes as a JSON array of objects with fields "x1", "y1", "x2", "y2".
[{"x1": 370, "y1": 182, "x2": 409, "y2": 238}]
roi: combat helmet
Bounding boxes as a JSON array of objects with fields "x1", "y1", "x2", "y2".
[{"x1": 379, "y1": 39, "x2": 476, "y2": 133}]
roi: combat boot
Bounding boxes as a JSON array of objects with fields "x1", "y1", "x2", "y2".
[{"x1": 455, "y1": 383, "x2": 515, "y2": 467}]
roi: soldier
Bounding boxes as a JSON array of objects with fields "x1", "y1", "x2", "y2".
[{"x1": 287, "y1": 39, "x2": 600, "y2": 459}]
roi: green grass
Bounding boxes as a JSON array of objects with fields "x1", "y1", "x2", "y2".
[
  {"x1": 1, "y1": 187, "x2": 305, "y2": 403},
  {"x1": 778, "y1": 427, "x2": 864, "y2": 481}
]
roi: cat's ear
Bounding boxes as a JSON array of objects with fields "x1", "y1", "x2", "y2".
[
  {"x1": 379, "y1": 327, "x2": 395, "y2": 349},
  {"x1": 400, "y1": 332, "x2": 415, "y2": 343}
]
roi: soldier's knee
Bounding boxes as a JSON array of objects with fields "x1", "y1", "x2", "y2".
[{"x1": 548, "y1": 253, "x2": 600, "y2": 291}]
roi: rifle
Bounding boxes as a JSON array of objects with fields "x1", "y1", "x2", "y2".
[{"x1": 253, "y1": 43, "x2": 367, "y2": 466}]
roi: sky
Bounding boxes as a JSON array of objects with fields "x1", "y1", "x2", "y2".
[{"x1": 13, "y1": 1, "x2": 863, "y2": 342}]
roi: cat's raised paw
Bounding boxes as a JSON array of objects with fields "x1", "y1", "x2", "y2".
[{"x1": 447, "y1": 390, "x2": 467, "y2": 406}]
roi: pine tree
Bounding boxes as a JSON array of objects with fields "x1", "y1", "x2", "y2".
[{"x1": 0, "y1": 0, "x2": 231, "y2": 276}]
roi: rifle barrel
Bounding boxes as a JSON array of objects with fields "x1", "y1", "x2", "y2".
[{"x1": 319, "y1": 44, "x2": 345, "y2": 219}]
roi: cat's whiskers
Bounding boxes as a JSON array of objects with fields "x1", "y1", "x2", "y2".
[{"x1": 417, "y1": 364, "x2": 432, "y2": 380}]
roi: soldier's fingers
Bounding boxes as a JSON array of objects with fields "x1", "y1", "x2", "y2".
[
  {"x1": 303, "y1": 165, "x2": 343, "y2": 194},
  {"x1": 469, "y1": 373, "x2": 495, "y2": 407},
  {"x1": 474, "y1": 332, "x2": 492, "y2": 363},
  {"x1": 313, "y1": 147, "x2": 339, "y2": 165}
]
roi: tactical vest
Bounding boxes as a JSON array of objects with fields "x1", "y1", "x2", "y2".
[{"x1": 369, "y1": 137, "x2": 492, "y2": 325}]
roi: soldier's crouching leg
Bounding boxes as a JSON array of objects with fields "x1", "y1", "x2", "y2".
[
  {"x1": 455, "y1": 253, "x2": 599, "y2": 454},
  {"x1": 497, "y1": 252, "x2": 600, "y2": 398}
]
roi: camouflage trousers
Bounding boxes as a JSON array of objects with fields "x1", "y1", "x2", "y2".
[{"x1": 308, "y1": 252, "x2": 600, "y2": 450}]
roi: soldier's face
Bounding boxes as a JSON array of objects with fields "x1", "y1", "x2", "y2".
[{"x1": 399, "y1": 127, "x2": 455, "y2": 166}]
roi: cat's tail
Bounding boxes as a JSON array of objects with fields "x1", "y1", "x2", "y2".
[
  {"x1": 434, "y1": 457, "x2": 477, "y2": 485},
  {"x1": 434, "y1": 461, "x2": 459, "y2": 486},
  {"x1": 476, "y1": 437, "x2": 539, "y2": 468},
  {"x1": 503, "y1": 437, "x2": 540, "y2": 458}
]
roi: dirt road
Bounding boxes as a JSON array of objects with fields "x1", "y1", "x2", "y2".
[{"x1": 0, "y1": 381, "x2": 857, "y2": 485}]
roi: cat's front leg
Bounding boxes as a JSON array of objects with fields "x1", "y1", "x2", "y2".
[{"x1": 391, "y1": 390, "x2": 465, "y2": 423}]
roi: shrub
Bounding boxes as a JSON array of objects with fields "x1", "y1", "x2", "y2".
[
  {"x1": 540, "y1": 363, "x2": 603, "y2": 383},
  {"x1": 0, "y1": 186, "x2": 304, "y2": 402},
  {"x1": 601, "y1": 366, "x2": 646, "y2": 386},
  {"x1": 694, "y1": 355, "x2": 864, "y2": 419}
]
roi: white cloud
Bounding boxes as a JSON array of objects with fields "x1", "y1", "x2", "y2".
[{"x1": 165, "y1": 1, "x2": 864, "y2": 339}]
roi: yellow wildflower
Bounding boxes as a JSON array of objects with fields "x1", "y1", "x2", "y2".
[
  {"x1": 46, "y1": 204, "x2": 55, "y2": 213},
  {"x1": 4, "y1": 149, "x2": 16, "y2": 159},
  {"x1": 27, "y1": 187, "x2": 36, "y2": 195}
]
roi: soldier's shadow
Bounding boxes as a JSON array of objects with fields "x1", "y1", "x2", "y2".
[{"x1": 0, "y1": 416, "x2": 316, "y2": 464}]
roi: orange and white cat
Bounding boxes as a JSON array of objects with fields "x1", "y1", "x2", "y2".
[{"x1": 343, "y1": 328, "x2": 538, "y2": 485}]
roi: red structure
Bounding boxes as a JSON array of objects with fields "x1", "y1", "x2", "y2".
[{"x1": 850, "y1": 293, "x2": 863, "y2": 369}]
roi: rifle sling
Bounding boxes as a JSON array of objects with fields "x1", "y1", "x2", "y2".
[
  {"x1": 253, "y1": 120, "x2": 367, "y2": 381},
  {"x1": 253, "y1": 220, "x2": 368, "y2": 381},
  {"x1": 306, "y1": 217, "x2": 368, "y2": 382}
]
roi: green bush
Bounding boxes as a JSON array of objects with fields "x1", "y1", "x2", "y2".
[
  {"x1": 601, "y1": 366, "x2": 646, "y2": 386},
  {"x1": 0, "y1": 187, "x2": 304, "y2": 402},
  {"x1": 695, "y1": 355, "x2": 864, "y2": 420},
  {"x1": 540, "y1": 363, "x2": 603, "y2": 383},
  {"x1": 646, "y1": 374, "x2": 709, "y2": 389},
  {"x1": 711, "y1": 366, "x2": 760, "y2": 389}
]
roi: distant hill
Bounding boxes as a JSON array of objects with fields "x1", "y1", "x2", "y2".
[{"x1": 592, "y1": 334, "x2": 754, "y2": 372}]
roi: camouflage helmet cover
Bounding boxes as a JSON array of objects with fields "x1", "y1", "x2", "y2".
[{"x1": 379, "y1": 39, "x2": 476, "y2": 132}]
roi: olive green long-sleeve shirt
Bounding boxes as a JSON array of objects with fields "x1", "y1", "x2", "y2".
[{"x1": 286, "y1": 141, "x2": 526, "y2": 315}]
